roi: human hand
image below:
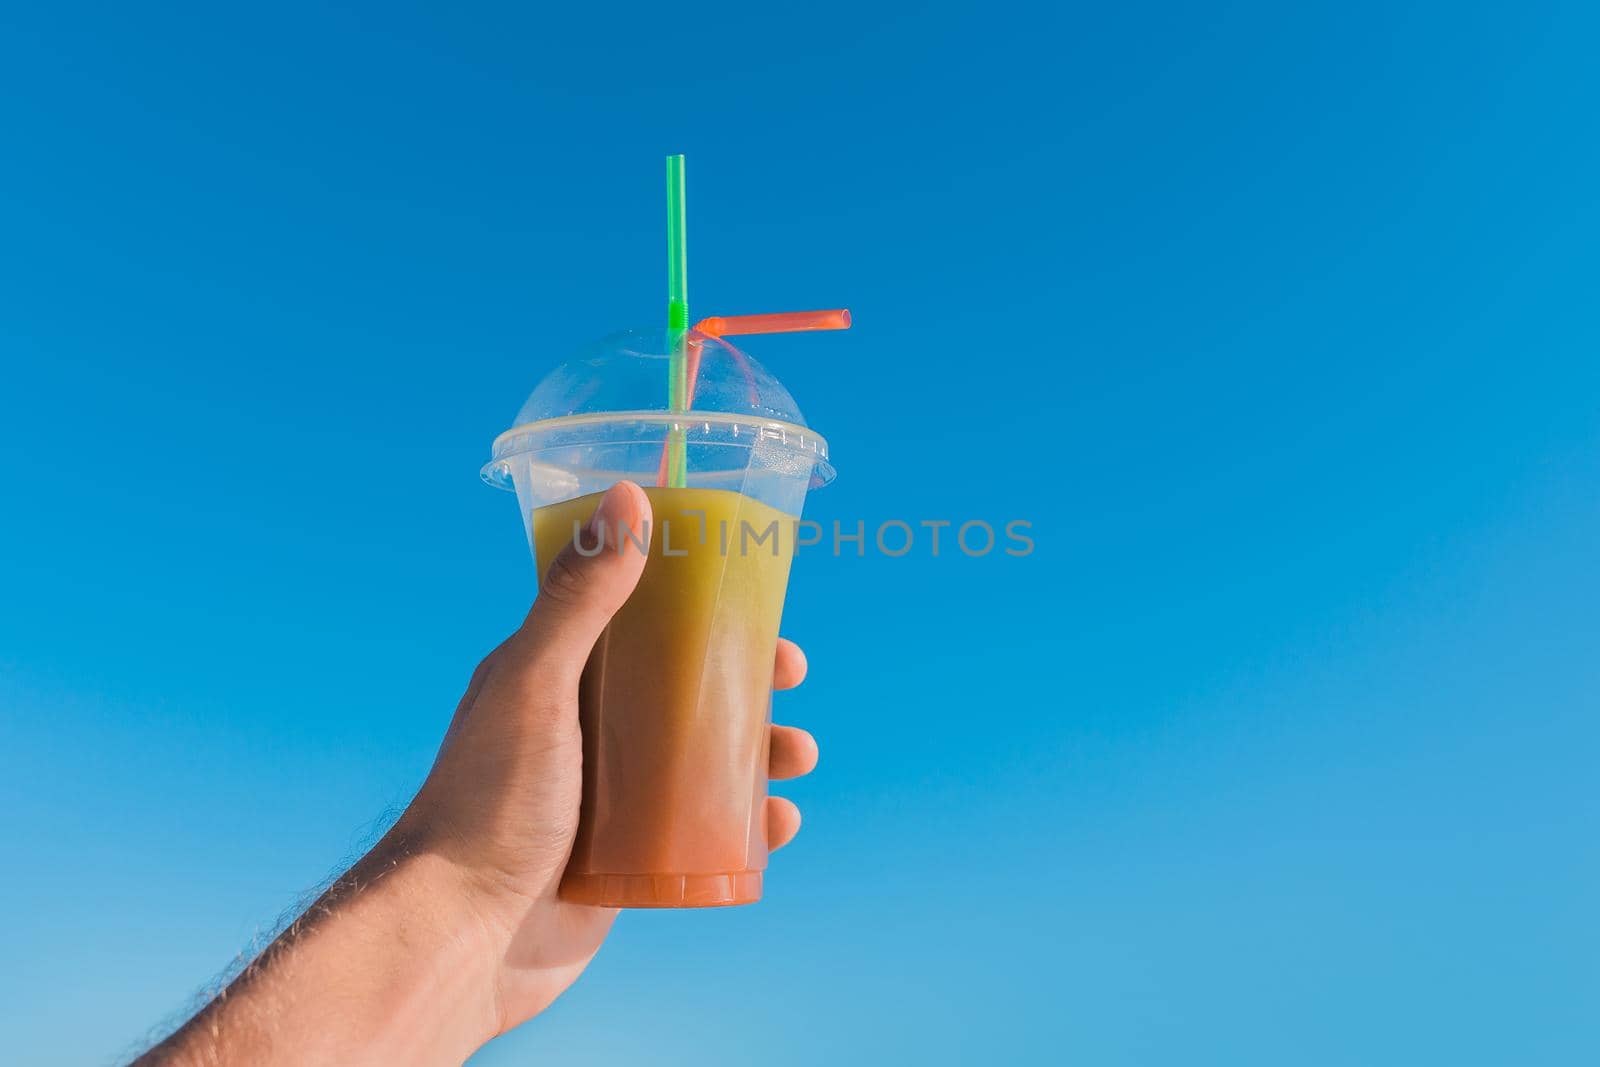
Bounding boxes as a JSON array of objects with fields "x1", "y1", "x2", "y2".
[
  {"x1": 394, "y1": 479, "x2": 819, "y2": 1037},
  {"x1": 139, "y1": 480, "x2": 817, "y2": 1066}
]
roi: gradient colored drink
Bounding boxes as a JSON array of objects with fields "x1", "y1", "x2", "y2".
[
  {"x1": 484, "y1": 325, "x2": 838, "y2": 906},
  {"x1": 532, "y1": 486, "x2": 795, "y2": 907}
]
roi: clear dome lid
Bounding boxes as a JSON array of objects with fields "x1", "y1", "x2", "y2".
[{"x1": 482, "y1": 328, "x2": 834, "y2": 499}]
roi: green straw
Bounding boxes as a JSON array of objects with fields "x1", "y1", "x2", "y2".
[{"x1": 665, "y1": 154, "x2": 689, "y2": 488}]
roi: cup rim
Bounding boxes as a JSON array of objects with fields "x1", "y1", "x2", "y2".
[
  {"x1": 482, "y1": 411, "x2": 834, "y2": 492},
  {"x1": 490, "y1": 410, "x2": 826, "y2": 452}
]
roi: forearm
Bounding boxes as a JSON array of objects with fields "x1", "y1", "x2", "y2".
[{"x1": 139, "y1": 838, "x2": 504, "y2": 1067}]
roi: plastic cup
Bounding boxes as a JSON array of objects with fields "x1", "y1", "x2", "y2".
[{"x1": 482, "y1": 328, "x2": 834, "y2": 907}]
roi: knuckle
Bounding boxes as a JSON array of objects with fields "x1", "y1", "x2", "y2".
[{"x1": 539, "y1": 547, "x2": 591, "y2": 604}]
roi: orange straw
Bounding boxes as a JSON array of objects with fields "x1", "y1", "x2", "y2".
[
  {"x1": 687, "y1": 309, "x2": 850, "y2": 409},
  {"x1": 652, "y1": 309, "x2": 852, "y2": 487},
  {"x1": 695, "y1": 309, "x2": 851, "y2": 338}
]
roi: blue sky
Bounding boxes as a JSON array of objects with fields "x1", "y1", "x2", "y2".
[{"x1": 2, "y1": 2, "x2": 1598, "y2": 1063}]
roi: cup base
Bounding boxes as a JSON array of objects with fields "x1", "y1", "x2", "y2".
[{"x1": 558, "y1": 870, "x2": 763, "y2": 908}]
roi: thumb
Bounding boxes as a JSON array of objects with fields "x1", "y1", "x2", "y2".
[{"x1": 516, "y1": 480, "x2": 652, "y2": 675}]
